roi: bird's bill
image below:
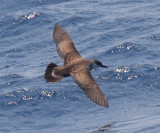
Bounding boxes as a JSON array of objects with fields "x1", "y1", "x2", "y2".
[{"x1": 102, "y1": 65, "x2": 108, "y2": 68}]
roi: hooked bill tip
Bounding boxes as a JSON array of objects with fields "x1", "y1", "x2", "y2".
[{"x1": 102, "y1": 65, "x2": 107, "y2": 68}]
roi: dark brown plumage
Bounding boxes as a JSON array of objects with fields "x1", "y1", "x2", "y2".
[{"x1": 44, "y1": 24, "x2": 108, "y2": 108}]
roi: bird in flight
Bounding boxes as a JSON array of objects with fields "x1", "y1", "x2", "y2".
[{"x1": 44, "y1": 24, "x2": 108, "y2": 108}]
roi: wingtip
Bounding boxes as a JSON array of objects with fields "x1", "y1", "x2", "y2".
[
  {"x1": 55, "y1": 23, "x2": 59, "y2": 26},
  {"x1": 54, "y1": 24, "x2": 60, "y2": 29},
  {"x1": 53, "y1": 24, "x2": 66, "y2": 44},
  {"x1": 53, "y1": 24, "x2": 61, "y2": 35},
  {"x1": 53, "y1": 24, "x2": 72, "y2": 45},
  {"x1": 101, "y1": 99, "x2": 109, "y2": 108},
  {"x1": 104, "y1": 103, "x2": 109, "y2": 108},
  {"x1": 92, "y1": 95, "x2": 109, "y2": 108}
]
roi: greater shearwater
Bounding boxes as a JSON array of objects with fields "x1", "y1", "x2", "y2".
[{"x1": 44, "y1": 24, "x2": 108, "y2": 108}]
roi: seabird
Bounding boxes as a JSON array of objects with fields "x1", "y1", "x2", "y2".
[{"x1": 44, "y1": 24, "x2": 108, "y2": 108}]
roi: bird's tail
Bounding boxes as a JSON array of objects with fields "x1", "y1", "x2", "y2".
[{"x1": 44, "y1": 63, "x2": 63, "y2": 82}]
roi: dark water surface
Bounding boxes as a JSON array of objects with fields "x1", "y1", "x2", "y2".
[{"x1": 0, "y1": 0, "x2": 160, "y2": 132}]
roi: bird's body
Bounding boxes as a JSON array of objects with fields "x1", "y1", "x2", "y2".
[
  {"x1": 45, "y1": 24, "x2": 109, "y2": 108},
  {"x1": 55, "y1": 58, "x2": 93, "y2": 75}
]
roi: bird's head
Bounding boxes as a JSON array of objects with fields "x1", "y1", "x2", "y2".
[{"x1": 94, "y1": 60, "x2": 107, "y2": 68}]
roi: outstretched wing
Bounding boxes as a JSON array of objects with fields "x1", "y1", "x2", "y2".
[
  {"x1": 71, "y1": 68, "x2": 108, "y2": 108},
  {"x1": 53, "y1": 24, "x2": 81, "y2": 65}
]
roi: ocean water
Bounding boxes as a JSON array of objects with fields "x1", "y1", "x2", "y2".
[{"x1": 0, "y1": 0, "x2": 160, "y2": 132}]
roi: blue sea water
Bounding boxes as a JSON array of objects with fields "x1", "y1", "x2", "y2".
[{"x1": 1, "y1": 0, "x2": 160, "y2": 132}]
